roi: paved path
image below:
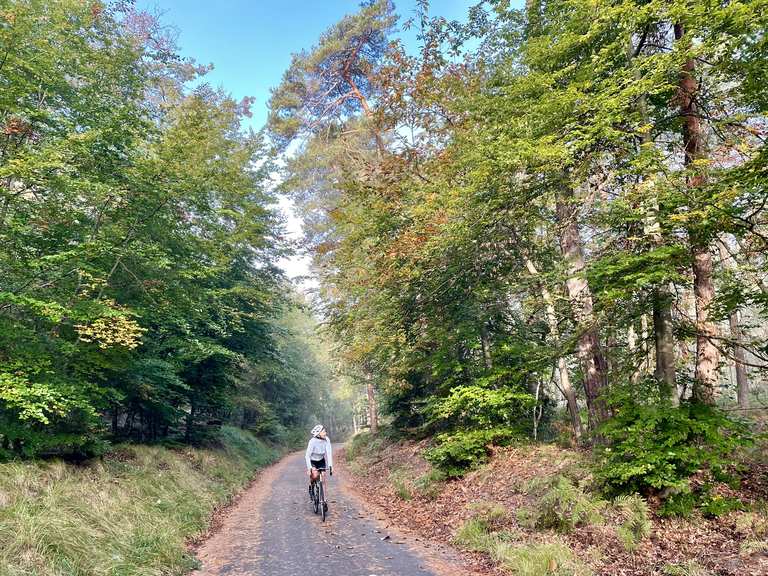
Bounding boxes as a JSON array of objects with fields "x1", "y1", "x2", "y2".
[{"x1": 193, "y1": 451, "x2": 460, "y2": 576}]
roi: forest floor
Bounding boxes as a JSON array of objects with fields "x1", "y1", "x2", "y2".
[{"x1": 340, "y1": 436, "x2": 768, "y2": 576}]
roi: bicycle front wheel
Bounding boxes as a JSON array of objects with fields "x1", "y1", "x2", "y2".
[
  {"x1": 318, "y1": 481, "x2": 326, "y2": 522},
  {"x1": 312, "y1": 483, "x2": 320, "y2": 514}
]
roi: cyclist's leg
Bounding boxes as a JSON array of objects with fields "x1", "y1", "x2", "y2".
[{"x1": 309, "y1": 466, "x2": 318, "y2": 500}]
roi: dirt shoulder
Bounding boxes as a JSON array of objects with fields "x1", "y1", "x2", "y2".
[{"x1": 340, "y1": 436, "x2": 768, "y2": 576}]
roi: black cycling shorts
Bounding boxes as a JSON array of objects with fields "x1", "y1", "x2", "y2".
[{"x1": 310, "y1": 458, "x2": 326, "y2": 471}]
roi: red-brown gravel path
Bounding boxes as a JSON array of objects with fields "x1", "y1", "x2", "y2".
[{"x1": 192, "y1": 451, "x2": 468, "y2": 576}]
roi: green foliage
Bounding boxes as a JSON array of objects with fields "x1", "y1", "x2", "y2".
[
  {"x1": 346, "y1": 431, "x2": 383, "y2": 462},
  {"x1": 613, "y1": 494, "x2": 652, "y2": 551},
  {"x1": 0, "y1": 426, "x2": 280, "y2": 576},
  {"x1": 596, "y1": 395, "x2": 752, "y2": 498},
  {"x1": 425, "y1": 428, "x2": 515, "y2": 477},
  {"x1": 522, "y1": 476, "x2": 607, "y2": 533},
  {"x1": 0, "y1": 1, "x2": 348, "y2": 457},
  {"x1": 658, "y1": 487, "x2": 745, "y2": 519},
  {"x1": 492, "y1": 540, "x2": 593, "y2": 576},
  {"x1": 426, "y1": 383, "x2": 535, "y2": 430},
  {"x1": 389, "y1": 468, "x2": 413, "y2": 501},
  {"x1": 662, "y1": 561, "x2": 712, "y2": 576},
  {"x1": 413, "y1": 468, "x2": 447, "y2": 500},
  {"x1": 455, "y1": 498, "x2": 594, "y2": 575}
]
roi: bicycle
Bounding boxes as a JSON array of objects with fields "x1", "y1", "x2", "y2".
[{"x1": 309, "y1": 466, "x2": 331, "y2": 521}]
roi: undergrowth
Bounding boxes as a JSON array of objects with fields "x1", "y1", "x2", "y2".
[
  {"x1": 389, "y1": 468, "x2": 413, "y2": 500},
  {"x1": 662, "y1": 560, "x2": 713, "y2": 576},
  {"x1": 516, "y1": 475, "x2": 651, "y2": 551},
  {"x1": 0, "y1": 426, "x2": 280, "y2": 576},
  {"x1": 454, "y1": 500, "x2": 593, "y2": 576},
  {"x1": 519, "y1": 476, "x2": 607, "y2": 533}
]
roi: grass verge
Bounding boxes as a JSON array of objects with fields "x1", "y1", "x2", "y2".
[{"x1": 0, "y1": 426, "x2": 280, "y2": 576}]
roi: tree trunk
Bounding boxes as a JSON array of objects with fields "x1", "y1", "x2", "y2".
[
  {"x1": 525, "y1": 258, "x2": 582, "y2": 439},
  {"x1": 556, "y1": 190, "x2": 609, "y2": 431},
  {"x1": 691, "y1": 243, "x2": 719, "y2": 404},
  {"x1": 729, "y1": 311, "x2": 749, "y2": 409},
  {"x1": 675, "y1": 22, "x2": 719, "y2": 404},
  {"x1": 366, "y1": 371, "x2": 378, "y2": 435},
  {"x1": 653, "y1": 288, "x2": 677, "y2": 401},
  {"x1": 480, "y1": 323, "x2": 493, "y2": 370},
  {"x1": 717, "y1": 241, "x2": 749, "y2": 409},
  {"x1": 627, "y1": 32, "x2": 677, "y2": 400}
]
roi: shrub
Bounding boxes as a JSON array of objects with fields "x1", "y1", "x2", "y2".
[
  {"x1": 595, "y1": 396, "x2": 752, "y2": 497},
  {"x1": 425, "y1": 427, "x2": 515, "y2": 477},
  {"x1": 523, "y1": 476, "x2": 606, "y2": 533},
  {"x1": 658, "y1": 486, "x2": 745, "y2": 518},
  {"x1": 613, "y1": 494, "x2": 651, "y2": 551},
  {"x1": 426, "y1": 383, "x2": 535, "y2": 430}
]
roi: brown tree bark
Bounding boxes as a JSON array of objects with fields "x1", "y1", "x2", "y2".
[
  {"x1": 556, "y1": 190, "x2": 610, "y2": 431},
  {"x1": 674, "y1": 22, "x2": 719, "y2": 404}
]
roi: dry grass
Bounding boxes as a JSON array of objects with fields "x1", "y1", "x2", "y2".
[{"x1": 0, "y1": 426, "x2": 278, "y2": 576}]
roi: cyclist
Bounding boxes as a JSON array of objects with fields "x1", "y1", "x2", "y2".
[{"x1": 306, "y1": 424, "x2": 333, "y2": 504}]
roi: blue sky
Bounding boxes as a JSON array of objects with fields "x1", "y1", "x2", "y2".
[{"x1": 138, "y1": 1, "x2": 477, "y2": 131}]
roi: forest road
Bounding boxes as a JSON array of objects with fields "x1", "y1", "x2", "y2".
[{"x1": 192, "y1": 450, "x2": 467, "y2": 576}]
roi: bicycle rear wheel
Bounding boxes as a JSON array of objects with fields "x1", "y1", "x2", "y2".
[{"x1": 318, "y1": 481, "x2": 326, "y2": 522}]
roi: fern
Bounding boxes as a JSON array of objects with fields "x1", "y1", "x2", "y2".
[
  {"x1": 528, "y1": 476, "x2": 607, "y2": 533},
  {"x1": 613, "y1": 494, "x2": 651, "y2": 551}
]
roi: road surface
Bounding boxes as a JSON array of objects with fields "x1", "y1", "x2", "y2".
[{"x1": 193, "y1": 451, "x2": 464, "y2": 576}]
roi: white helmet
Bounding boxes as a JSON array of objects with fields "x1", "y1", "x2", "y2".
[{"x1": 311, "y1": 424, "x2": 325, "y2": 437}]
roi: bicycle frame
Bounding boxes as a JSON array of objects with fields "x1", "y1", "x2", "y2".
[{"x1": 310, "y1": 467, "x2": 328, "y2": 521}]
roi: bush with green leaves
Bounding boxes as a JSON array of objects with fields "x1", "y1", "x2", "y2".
[
  {"x1": 658, "y1": 487, "x2": 745, "y2": 518},
  {"x1": 595, "y1": 392, "x2": 752, "y2": 498},
  {"x1": 425, "y1": 427, "x2": 515, "y2": 477},
  {"x1": 426, "y1": 382, "x2": 535, "y2": 430}
]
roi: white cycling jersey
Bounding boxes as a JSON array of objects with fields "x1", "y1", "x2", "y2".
[{"x1": 305, "y1": 436, "x2": 333, "y2": 470}]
